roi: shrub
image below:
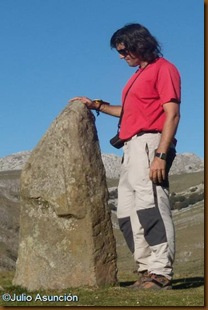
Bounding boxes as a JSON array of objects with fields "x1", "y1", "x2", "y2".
[{"x1": 190, "y1": 187, "x2": 198, "y2": 192}]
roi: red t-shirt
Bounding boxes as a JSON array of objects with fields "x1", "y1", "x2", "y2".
[{"x1": 119, "y1": 57, "x2": 181, "y2": 140}]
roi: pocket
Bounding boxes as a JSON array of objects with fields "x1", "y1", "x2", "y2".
[
  {"x1": 121, "y1": 155, "x2": 124, "y2": 164},
  {"x1": 145, "y1": 143, "x2": 151, "y2": 168}
]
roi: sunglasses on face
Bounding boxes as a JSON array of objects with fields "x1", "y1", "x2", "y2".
[{"x1": 116, "y1": 48, "x2": 129, "y2": 57}]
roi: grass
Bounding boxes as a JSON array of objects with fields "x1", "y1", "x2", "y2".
[
  {"x1": 0, "y1": 273, "x2": 204, "y2": 306},
  {"x1": 107, "y1": 171, "x2": 204, "y2": 192},
  {"x1": 0, "y1": 170, "x2": 21, "y2": 181},
  {"x1": 169, "y1": 171, "x2": 204, "y2": 193}
]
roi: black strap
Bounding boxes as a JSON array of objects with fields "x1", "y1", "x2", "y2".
[{"x1": 117, "y1": 65, "x2": 149, "y2": 133}]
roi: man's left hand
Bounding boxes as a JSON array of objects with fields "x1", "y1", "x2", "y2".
[{"x1": 149, "y1": 157, "x2": 166, "y2": 183}]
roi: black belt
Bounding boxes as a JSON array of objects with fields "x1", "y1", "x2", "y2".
[
  {"x1": 125, "y1": 131, "x2": 160, "y2": 143},
  {"x1": 136, "y1": 130, "x2": 161, "y2": 136},
  {"x1": 126, "y1": 131, "x2": 177, "y2": 148}
]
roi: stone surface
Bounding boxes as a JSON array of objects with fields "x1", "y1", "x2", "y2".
[{"x1": 13, "y1": 101, "x2": 117, "y2": 291}]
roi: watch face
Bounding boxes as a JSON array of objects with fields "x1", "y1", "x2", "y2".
[{"x1": 156, "y1": 152, "x2": 166, "y2": 160}]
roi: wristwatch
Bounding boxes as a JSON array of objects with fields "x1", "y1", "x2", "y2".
[
  {"x1": 155, "y1": 152, "x2": 167, "y2": 160},
  {"x1": 93, "y1": 99, "x2": 109, "y2": 116}
]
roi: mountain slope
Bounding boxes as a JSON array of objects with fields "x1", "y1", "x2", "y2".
[{"x1": 0, "y1": 151, "x2": 204, "y2": 178}]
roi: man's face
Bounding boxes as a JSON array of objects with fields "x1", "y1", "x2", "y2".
[{"x1": 116, "y1": 43, "x2": 141, "y2": 67}]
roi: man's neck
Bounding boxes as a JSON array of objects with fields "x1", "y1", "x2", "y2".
[{"x1": 140, "y1": 61, "x2": 148, "y2": 69}]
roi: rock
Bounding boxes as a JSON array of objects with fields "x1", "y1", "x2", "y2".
[
  {"x1": 13, "y1": 101, "x2": 117, "y2": 291},
  {"x1": 101, "y1": 154, "x2": 122, "y2": 179}
]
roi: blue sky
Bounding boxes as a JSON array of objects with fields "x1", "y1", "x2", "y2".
[{"x1": 0, "y1": 0, "x2": 204, "y2": 159}]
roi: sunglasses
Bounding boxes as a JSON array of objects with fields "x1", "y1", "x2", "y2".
[{"x1": 116, "y1": 48, "x2": 129, "y2": 57}]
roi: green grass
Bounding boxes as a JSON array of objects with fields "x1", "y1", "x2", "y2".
[{"x1": 0, "y1": 274, "x2": 204, "y2": 306}]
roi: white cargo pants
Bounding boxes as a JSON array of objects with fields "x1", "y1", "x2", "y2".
[{"x1": 117, "y1": 133, "x2": 176, "y2": 280}]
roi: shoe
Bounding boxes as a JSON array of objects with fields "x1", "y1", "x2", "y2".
[
  {"x1": 128, "y1": 270, "x2": 151, "y2": 289},
  {"x1": 140, "y1": 273, "x2": 172, "y2": 290}
]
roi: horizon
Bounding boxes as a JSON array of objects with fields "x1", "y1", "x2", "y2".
[{"x1": 0, "y1": 149, "x2": 204, "y2": 160}]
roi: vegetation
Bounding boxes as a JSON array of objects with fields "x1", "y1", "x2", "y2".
[
  {"x1": 0, "y1": 279, "x2": 204, "y2": 306},
  {"x1": 107, "y1": 171, "x2": 204, "y2": 192},
  {"x1": 170, "y1": 191, "x2": 204, "y2": 210},
  {"x1": 169, "y1": 171, "x2": 204, "y2": 193}
]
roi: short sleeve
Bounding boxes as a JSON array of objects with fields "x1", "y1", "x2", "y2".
[{"x1": 157, "y1": 62, "x2": 181, "y2": 105}]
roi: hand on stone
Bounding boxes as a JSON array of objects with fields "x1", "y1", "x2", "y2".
[{"x1": 69, "y1": 96, "x2": 97, "y2": 110}]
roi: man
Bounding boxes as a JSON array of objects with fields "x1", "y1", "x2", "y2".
[{"x1": 70, "y1": 23, "x2": 181, "y2": 290}]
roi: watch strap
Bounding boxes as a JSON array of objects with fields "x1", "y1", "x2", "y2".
[{"x1": 155, "y1": 152, "x2": 167, "y2": 160}]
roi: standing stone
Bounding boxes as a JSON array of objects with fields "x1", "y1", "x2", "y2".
[{"x1": 13, "y1": 101, "x2": 117, "y2": 291}]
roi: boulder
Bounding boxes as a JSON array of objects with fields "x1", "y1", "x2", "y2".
[{"x1": 13, "y1": 101, "x2": 117, "y2": 291}]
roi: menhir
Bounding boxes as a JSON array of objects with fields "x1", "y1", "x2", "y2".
[{"x1": 13, "y1": 101, "x2": 117, "y2": 291}]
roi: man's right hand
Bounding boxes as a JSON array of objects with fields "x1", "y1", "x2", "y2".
[
  {"x1": 69, "y1": 96, "x2": 98, "y2": 110},
  {"x1": 69, "y1": 96, "x2": 121, "y2": 118}
]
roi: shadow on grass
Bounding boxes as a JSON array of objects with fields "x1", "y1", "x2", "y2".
[
  {"x1": 172, "y1": 277, "x2": 204, "y2": 289},
  {"x1": 120, "y1": 277, "x2": 204, "y2": 290}
]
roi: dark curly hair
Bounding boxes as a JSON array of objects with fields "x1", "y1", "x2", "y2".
[{"x1": 110, "y1": 23, "x2": 162, "y2": 62}]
